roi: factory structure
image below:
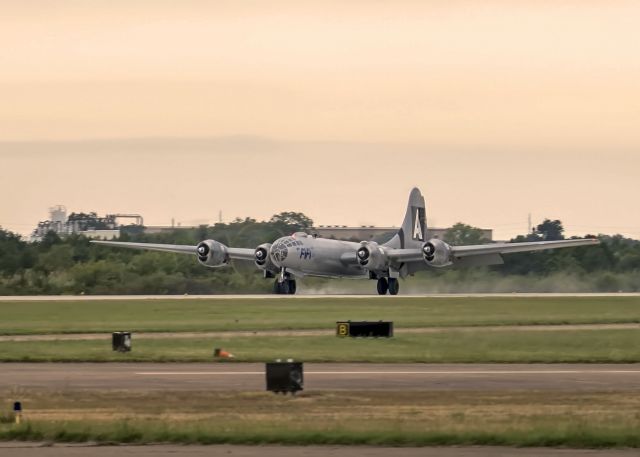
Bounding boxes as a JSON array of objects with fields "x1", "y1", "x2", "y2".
[
  {"x1": 30, "y1": 206, "x2": 492, "y2": 243},
  {"x1": 30, "y1": 206, "x2": 143, "y2": 242}
]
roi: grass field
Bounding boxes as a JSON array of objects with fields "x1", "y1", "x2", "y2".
[
  {"x1": 3, "y1": 389, "x2": 640, "y2": 447},
  {"x1": 2, "y1": 296, "x2": 640, "y2": 335},
  {"x1": 3, "y1": 297, "x2": 640, "y2": 448},
  {"x1": 1, "y1": 329, "x2": 640, "y2": 362}
]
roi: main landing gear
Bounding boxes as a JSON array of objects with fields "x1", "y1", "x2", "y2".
[{"x1": 376, "y1": 277, "x2": 399, "y2": 295}]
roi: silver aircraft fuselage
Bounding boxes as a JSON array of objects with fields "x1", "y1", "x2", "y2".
[{"x1": 269, "y1": 232, "x2": 366, "y2": 278}]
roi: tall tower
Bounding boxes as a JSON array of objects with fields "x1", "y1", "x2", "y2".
[
  {"x1": 49, "y1": 205, "x2": 67, "y2": 233},
  {"x1": 49, "y1": 205, "x2": 67, "y2": 224}
]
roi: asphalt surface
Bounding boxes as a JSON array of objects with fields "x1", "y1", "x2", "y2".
[
  {"x1": 1, "y1": 293, "x2": 639, "y2": 301},
  {"x1": 1, "y1": 444, "x2": 639, "y2": 457},
  {"x1": 2, "y1": 363, "x2": 640, "y2": 391}
]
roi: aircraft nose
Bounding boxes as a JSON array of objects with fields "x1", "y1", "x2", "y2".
[{"x1": 269, "y1": 239, "x2": 289, "y2": 265}]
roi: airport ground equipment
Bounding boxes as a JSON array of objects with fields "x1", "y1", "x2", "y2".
[
  {"x1": 265, "y1": 361, "x2": 303, "y2": 394},
  {"x1": 336, "y1": 321, "x2": 394, "y2": 338},
  {"x1": 112, "y1": 332, "x2": 132, "y2": 352}
]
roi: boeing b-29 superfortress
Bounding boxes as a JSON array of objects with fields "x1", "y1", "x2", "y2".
[{"x1": 92, "y1": 188, "x2": 599, "y2": 295}]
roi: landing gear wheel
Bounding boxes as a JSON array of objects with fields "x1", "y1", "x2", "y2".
[
  {"x1": 288, "y1": 279, "x2": 297, "y2": 295},
  {"x1": 273, "y1": 280, "x2": 290, "y2": 294},
  {"x1": 388, "y1": 278, "x2": 399, "y2": 296},
  {"x1": 376, "y1": 278, "x2": 389, "y2": 295}
]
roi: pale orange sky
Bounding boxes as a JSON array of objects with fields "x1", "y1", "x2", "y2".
[{"x1": 0, "y1": 1, "x2": 639, "y2": 240}]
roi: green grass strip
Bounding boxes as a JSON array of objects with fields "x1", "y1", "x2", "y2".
[
  {"x1": 2, "y1": 329, "x2": 640, "y2": 363},
  {"x1": 2, "y1": 296, "x2": 640, "y2": 336},
  {"x1": 3, "y1": 420, "x2": 640, "y2": 447}
]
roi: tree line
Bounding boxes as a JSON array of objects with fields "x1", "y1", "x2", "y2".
[{"x1": 0, "y1": 214, "x2": 638, "y2": 294}]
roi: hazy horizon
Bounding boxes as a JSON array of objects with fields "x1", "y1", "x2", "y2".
[
  {"x1": 1, "y1": 1, "x2": 638, "y2": 241},
  {"x1": 2, "y1": 136, "x2": 638, "y2": 241}
]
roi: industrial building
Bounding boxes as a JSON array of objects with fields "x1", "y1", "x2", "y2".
[
  {"x1": 30, "y1": 206, "x2": 492, "y2": 243},
  {"x1": 30, "y1": 206, "x2": 143, "y2": 242}
]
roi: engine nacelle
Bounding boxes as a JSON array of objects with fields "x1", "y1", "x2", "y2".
[
  {"x1": 356, "y1": 241, "x2": 389, "y2": 271},
  {"x1": 254, "y1": 243, "x2": 278, "y2": 272},
  {"x1": 196, "y1": 239, "x2": 229, "y2": 268},
  {"x1": 422, "y1": 239, "x2": 453, "y2": 268}
]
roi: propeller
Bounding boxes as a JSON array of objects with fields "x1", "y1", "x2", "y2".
[
  {"x1": 255, "y1": 247, "x2": 268, "y2": 266},
  {"x1": 196, "y1": 242, "x2": 210, "y2": 261},
  {"x1": 357, "y1": 247, "x2": 370, "y2": 265},
  {"x1": 423, "y1": 242, "x2": 435, "y2": 262}
]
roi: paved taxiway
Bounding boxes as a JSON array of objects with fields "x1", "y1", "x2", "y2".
[
  {"x1": 2, "y1": 443, "x2": 639, "y2": 457},
  {"x1": 2, "y1": 363, "x2": 640, "y2": 391}
]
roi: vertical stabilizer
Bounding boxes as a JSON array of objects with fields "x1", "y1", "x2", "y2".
[{"x1": 384, "y1": 188, "x2": 426, "y2": 249}]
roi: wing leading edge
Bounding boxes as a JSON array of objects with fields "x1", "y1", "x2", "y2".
[
  {"x1": 90, "y1": 240, "x2": 255, "y2": 261},
  {"x1": 451, "y1": 238, "x2": 600, "y2": 258}
]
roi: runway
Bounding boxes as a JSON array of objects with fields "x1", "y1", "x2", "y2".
[
  {"x1": 1, "y1": 293, "x2": 639, "y2": 301},
  {"x1": 3, "y1": 363, "x2": 640, "y2": 391}
]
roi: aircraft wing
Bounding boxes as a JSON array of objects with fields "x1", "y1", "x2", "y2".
[
  {"x1": 387, "y1": 238, "x2": 600, "y2": 264},
  {"x1": 449, "y1": 238, "x2": 600, "y2": 258},
  {"x1": 90, "y1": 240, "x2": 255, "y2": 260}
]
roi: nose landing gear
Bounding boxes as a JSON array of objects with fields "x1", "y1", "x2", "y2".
[
  {"x1": 273, "y1": 270, "x2": 297, "y2": 295},
  {"x1": 273, "y1": 279, "x2": 296, "y2": 294}
]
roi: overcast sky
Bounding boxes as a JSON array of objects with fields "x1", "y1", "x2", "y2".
[{"x1": 1, "y1": 1, "x2": 638, "y2": 240}]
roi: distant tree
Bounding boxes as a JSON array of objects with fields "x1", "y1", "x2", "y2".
[
  {"x1": 0, "y1": 229, "x2": 34, "y2": 275},
  {"x1": 269, "y1": 212, "x2": 313, "y2": 233},
  {"x1": 39, "y1": 230, "x2": 63, "y2": 249},
  {"x1": 36, "y1": 244, "x2": 75, "y2": 273},
  {"x1": 534, "y1": 219, "x2": 564, "y2": 241},
  {"x1": 444, "y1": 223, "x2": 488, "y2": 246}
]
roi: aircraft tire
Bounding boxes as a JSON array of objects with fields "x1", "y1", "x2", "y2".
[
  {"x1": 388, "y1": 278, "x2": 399, "y2": 295},
  {"x1": 376, "y1": 278, "x2": 389, "y2": 295},
  {"x1": 288, "y1": 279, "x2": 297, "y2": 295},
  {"x1": 273, "y1": 280, "x2": 289, "y2": 294}
]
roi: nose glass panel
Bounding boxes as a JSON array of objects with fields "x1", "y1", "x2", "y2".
[{"x1": 270, "y1": 239, "x2": 289, "y2": 262}]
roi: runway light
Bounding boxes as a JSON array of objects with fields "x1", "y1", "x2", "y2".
[{"x1": 13, "y1": 401, "x2": 22, "y2": 425}]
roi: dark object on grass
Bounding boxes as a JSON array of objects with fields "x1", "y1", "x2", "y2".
[
  {"x1": 112, "y1": 332, "x2": 132, "y2": 352},
  {"x1": 336, "y1": 321, "x2": 394, "y2": 338},
  {"x1": 266, "y1": 361, "x2": 303, "y2": 394}
]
